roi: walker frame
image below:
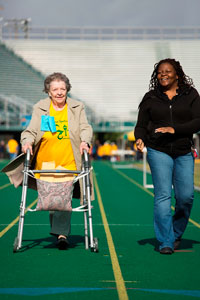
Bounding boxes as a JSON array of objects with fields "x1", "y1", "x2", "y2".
[{"x1": 13, "y1": 149, "x2": 98, "y2": 253}]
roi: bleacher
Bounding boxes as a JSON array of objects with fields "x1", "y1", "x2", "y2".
[
  {"x1": 3, "y1": 39, "x2": 200, "y2": 125},
  {"x1": 0, "y1": 42, "x2": 45, "y2": 104},
  {"x1": 3, "y1": 39, "x2": 156, "y2": 123},
  {"x1": 0, "y1": 41, "x2": 99, "y2": 130},
  {"x1": 1, "y1": 37, "x2": 200, "y2": 131},
  {"x1": 0, "y1": 42, "x2": 46, "y2": 129}
]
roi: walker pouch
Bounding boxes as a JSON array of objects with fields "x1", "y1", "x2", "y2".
[{"x1": 36, "y1": 179, "x2": 74, "y2": 211}]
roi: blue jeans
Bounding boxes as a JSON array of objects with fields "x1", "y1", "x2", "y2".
[{"x1": 147, "y1": 147, "x2": 194, "y2": 250}]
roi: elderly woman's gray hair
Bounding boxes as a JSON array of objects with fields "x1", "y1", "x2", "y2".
[{"x1": 43, "y1": 72, "x2": 72, "y2": 93}]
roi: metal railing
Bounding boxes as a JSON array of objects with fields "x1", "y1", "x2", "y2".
[
  {"x1": 1, "y1": 25, "x2": 200, "y2": 40},
  {"x1": 0, "y1": 94, "x2": 137, "y2": 132},
  {"x1": 0, "y1": 94, "x2": 33, "y2": 129}
]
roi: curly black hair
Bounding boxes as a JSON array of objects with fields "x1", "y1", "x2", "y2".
[
  {"x1": 43, "y1": 72, "x2": 72, "y2": 93},
  {"x1": 149, "y1": 58, "x2": 194, "y2": 90}
]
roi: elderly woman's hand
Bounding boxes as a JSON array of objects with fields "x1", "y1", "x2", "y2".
[
  {"x1": 22, "y1": 143, "x2": 33, "y2": 155},
  {"x1": 80, "y1": 141, "x2": 90, "y2": 155}
]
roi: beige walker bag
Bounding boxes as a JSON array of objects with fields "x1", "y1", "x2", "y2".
[{"x1": 36, "y1": 162, "x2": 75, "y2": 211}]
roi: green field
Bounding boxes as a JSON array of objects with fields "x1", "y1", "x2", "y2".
[{"x1": 0, "y1": 159, "x2": 200, "y2": 300}]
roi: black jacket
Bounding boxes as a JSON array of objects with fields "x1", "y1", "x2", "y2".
[{"x1": 134, "y1": 86, "x2": 200, "y2": 156}]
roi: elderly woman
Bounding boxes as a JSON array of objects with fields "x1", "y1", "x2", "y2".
[{"x1": 4, "y1": 72, "x2": 93, "y2": 250}]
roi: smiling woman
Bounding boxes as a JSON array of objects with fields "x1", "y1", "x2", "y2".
[
  {"x1": 134, "y1": 58, "x2": 200, "y2": 255},
  {"x1": 44, "y1": 73, "x2": 71, "y2": 110},
  {"x1": 2, "y1": 72, "x2": 93, "y2": 250},
  {"x1": 48, "y1": 80, "x2": 68, "y2": 108},
  {"x1": 157, "y1": 62, "x2": 178, "y2": 100}
]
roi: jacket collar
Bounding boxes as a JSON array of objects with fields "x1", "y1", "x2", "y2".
[
  {"x1": 37, "y1": 97, "x2": 51, "y2": 111},
  {"x1": 67, "y1": 97, "x2": 81, "y2": 109},
  {"x1": 153, "y1": 85, "x2": 191, "y2": 102},
  {"x1": 155, "y1": 85, "x2": 191, "y2": 98}
]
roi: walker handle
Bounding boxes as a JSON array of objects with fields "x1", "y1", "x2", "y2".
[
  {"x1": 25, "y1": 148, "x2": 31, "y2": 169},
  {"x1": 82, "y1": 149, "x2": 90, "y2": 169}
]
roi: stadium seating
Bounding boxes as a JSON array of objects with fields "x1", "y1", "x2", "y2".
[
  {"x1": 2, "y1": 39, "x2": 200, "y2": 126},
  {"x1": 0, "y1": 42, "x2": 45, "y2": 105},
  {"x1": 4, "y1": 39, "x2": 200, "y2": 123},
  {"x1": 3, "y1": 39, "x2": 156, "y2": 122}
]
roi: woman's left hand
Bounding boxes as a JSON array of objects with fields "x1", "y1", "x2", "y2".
[
  {"x1": 80, "y1": 141, "x2": 90, "y2": 154},
  {"x1": 155, "y1": 127, "x2": 175, "y2": 134}
]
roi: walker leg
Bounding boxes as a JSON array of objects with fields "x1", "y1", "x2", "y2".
[
  {"x1": 87, "y1": 175, "x2": 94, "y2": 250},
  {"x1": 13, "y1": 150, "x2": 30, "y2": 252},
  {"x1": 83, "y1": 150, "x2": 98, "y2": 252},
  {"x1": 13, "y1": 183, "x2": 28, "y2": 252},
  {"x1": 84, "y1": 211, "x2": 89, "y2": 250},
  {"x1": 82, "y1": 162, "x2": 89, "y2": 249}
]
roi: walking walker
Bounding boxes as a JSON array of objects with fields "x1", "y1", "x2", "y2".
[{"x1": 13, "y1": 149, "x2": 98, "y2": 253}]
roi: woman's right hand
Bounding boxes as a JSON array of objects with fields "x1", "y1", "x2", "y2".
[
  {"x1": 136, "y1": 139, "x2": 144, "y2": 152},
  {"x1": 22, "y1": 143, "x2": 33, "y2": 155}
]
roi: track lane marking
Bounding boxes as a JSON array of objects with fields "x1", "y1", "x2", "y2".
[
  {"x1": 93, "y1": 171, "x2": 129, "y2": 300},
  {"x1": 112, "y1": 167, "x2": 200, "y2": 229},
  {"x1": 0, "y1": 199, "x2": 38, "y2": 238},
  {"x1": 0, "y1": 183, "x2": 11, "y2": 190}
]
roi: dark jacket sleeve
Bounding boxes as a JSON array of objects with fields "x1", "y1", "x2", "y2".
[
  {"x1": 134, "y1": 94, "x2": 151, "y2": 144},
  {"x1": 174, "y1": 89, "x2": 200, "y2": 135}
]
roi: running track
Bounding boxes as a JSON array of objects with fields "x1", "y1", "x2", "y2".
[{"x1": 0, "y1": 159, "x2": 200, "y2": 300}]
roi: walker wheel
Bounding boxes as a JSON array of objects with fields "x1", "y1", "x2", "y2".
[
  {"x1": 91, "y1": 237, "x2": 99, "y2": 253},
  {"x1": 13, "y1": 237, "x2": 19, "y2": 253}
]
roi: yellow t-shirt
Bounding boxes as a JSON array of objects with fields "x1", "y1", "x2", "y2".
[
  {"x1": 35, "y1": 103, "x2": 76, "y2": 178},
  {"x1": 7, "y1": 139, "x2": 18, "y2": 153},
  {"x1": 103, "y1": 143, "x2": 112, "y2": 156}
]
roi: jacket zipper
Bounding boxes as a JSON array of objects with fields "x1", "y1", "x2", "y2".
[{"x1": 169, "y1": 104, "x2": 173, "y2": 153}]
